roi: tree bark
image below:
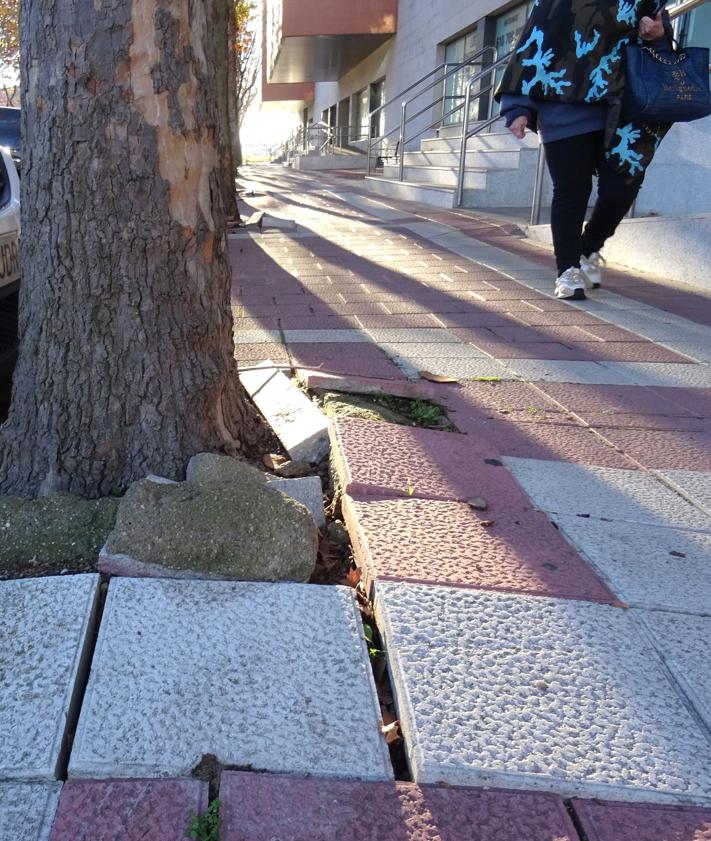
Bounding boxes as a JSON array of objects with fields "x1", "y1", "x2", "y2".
[{"x1": 0, "y1": 0, "x2": 265, "y2": 498}]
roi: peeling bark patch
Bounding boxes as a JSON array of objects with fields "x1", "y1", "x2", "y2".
[{"x1": 129, "y1": 0, "x2": 215, "y2": 230}]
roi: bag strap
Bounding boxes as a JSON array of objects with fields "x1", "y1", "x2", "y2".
[{"x1": 642, "y1": 41, "x2": 688, "y2": 65}]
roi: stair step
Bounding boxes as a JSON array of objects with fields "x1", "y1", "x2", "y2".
[
  {"x1": 363, "y1": 176, "x2": 456, "y2": 208},
  {"x1": 382, "y1": 164, "x2": 488, "y2": 189},
  {"x1": 403, "y1": 148, "x2": 522, "y2": 169},
  {"x1": 421, "y1": 132, "x2": 540, "y2": 154}
]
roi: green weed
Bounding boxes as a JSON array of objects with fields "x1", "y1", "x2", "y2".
[{"x1": 186, "y1": 798, "x2": 220, "y2": 841}]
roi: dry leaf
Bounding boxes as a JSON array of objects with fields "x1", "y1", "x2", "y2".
[
  {"x1": 381, "y1": 720, "x2": 402, "y2": 744},
  {"x1": 263, "y1": 453, "x2": 288, "y2": 470},
  {"x1": 419, "y1": 370, "x2": 459, "y2": 384},
  {"x1": 480, "y1": 519, "x2": 495, "y2": 528},
  {"x1": 345, "y1": 567, "x2": 361, "y2": 588}
]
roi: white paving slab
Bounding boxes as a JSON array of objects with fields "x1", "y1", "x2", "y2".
[
  {"x1": 375, "y1": 582, "x2": 711, "y2": 804},
  {"x1": 502, "y1": 360, "x2": 638, "y2": 385},
  {"x1": 0, "y1": 783, "x2": 61, "y2": 841},
  {"x1": 380, "y1": 342, "x2": 489, "y2": 360},
  {"x1": 267, "y1": 476, "x2": 326, "y2": 529},
  {"x1": 602, "y1": 363, "x2": 711, "y2": 389},
  {"x1": 282, "y1": 330, "x2": 371, "y2": 343},
  {"x1": 641, "y1": 611, "x2": 711, "y2": 732},
  {"x1": 504, "y1": 458, "x2": 711, "y2": 531},
  {"x1": 554, "y1": 516, "x2": 711, "y2": 614},
  {"x1": 69, "y1": 578, "x2": 392, "y2": 781},
  {"x1": 233, "y1": 330, "x2": 281, "y2": 345},
  {"x1": 0, "y1": 575, "x2": 100, "y2": 781},
  {"x1": 365, "y1": 329, "x2": 461, "y2": 344},
  {"x1": 239, "y1": 361, "x2": 329, "y2": 463},
  {"x1": 394, "y1": 356, "x2": 509, "y2": 381},
  {"x1": 658, "y1": 342, "x2": 711, "y2": 362},
  {"x1": 657, "y1": 470, "x2": 711, "y2": 516}
]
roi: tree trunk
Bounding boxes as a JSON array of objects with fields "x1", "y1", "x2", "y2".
[{"x1": 0, "y1": 0, "x2": 265, "y2": 498}]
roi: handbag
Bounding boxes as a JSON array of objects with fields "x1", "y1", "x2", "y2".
[{"x1": 622, "y1": 41, "x2": 711, "y2": 123}]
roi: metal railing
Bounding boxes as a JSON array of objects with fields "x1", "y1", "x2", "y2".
[{"x1": 366, "y1": 46, "x2": 498, "y2": 175}]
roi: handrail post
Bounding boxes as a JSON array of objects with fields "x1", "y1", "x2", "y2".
[
  {"x1": 456, "y1": 80, "x2": 474, "y2": 207},
  {"x1": 530, "y1": 143, "x2": 546, "y2": 226},
  {"x1": 399, "y1": 102, "x2": 407, "y2": 182},
  {"x1": 366, "y1": 131, "x2": 372, "y2": 175}
]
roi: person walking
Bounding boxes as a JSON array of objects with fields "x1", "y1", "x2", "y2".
[{"x1": 497, "y1": 1, "x2": 674, "y2": 300}]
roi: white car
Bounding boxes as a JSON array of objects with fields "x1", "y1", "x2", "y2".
[{"x1": 0, "y1": 145, "x2": 20, "y2": 297}]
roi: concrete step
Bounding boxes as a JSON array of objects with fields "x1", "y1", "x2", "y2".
[
  {"x1": 402, "y1": 148, "x2": 522, "y2": 169},
  {"x1": 421, "y1": 131, "x2": 540, "y2": 154},
  {"x1": 382, "y1": 164, "x2": 488, "y2": 190},
  {"x1": 363, "y1": 175, "x2": 456, "y2": 208}
]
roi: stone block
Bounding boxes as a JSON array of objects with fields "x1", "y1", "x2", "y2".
[
  {"x1": 0, "y1": 783, "x2": 61, "y2": 841},
  {"x1": 186, "y1": 452, "x2": 267, "y2": 485},
  {"x1": 219, "y1": 771, "x2": 578, "y2": 841},
  {"x1": 69, "y1": 579, "x2": 392, "y2": 781},
  {"x1": 267, "y1": 476, "x2": 325, "y2": 529},
  {"x1": 503, "y1": 458, "x2": 711, "y2": 530},
  {"x1": 375, "y1": 582, "x2": 711, "y2": 803},
  {"x1": 239, "y1": 361, "x2": 330, "y2": 463},
  {"x1": 571, "y1": 798, "x2": 711, "y2": 840},
  {"x1": 48, "y1": 779, "x2": 208, "y2": 840},
  {"x1": 0, "y1": 575, "x2": 100, "y2": 781}
]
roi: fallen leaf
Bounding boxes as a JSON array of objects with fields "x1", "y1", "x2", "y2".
[
  {"x1": 381, "y1": 720, "x2": 402, "y2": 744},
  {"x1": 381, "y1": 709, "x2": 398, "y2": 726},
  {"x1": 345, "y1": 567, "x2": 361, "y2": 587},
  {"x1": 467, "y1": 497, "x2": 488, "y2": 511},
  {"x1": 263, "y1": 453, "x2": 288, "y2": 470},
  {"x1": 419, "y1": 370, "x2": 459, "y2": 384},
  {"x1": 480, "y1": 520, "x2": 495, "y2": 528}
]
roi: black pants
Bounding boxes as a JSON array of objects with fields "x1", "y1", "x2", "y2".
[{"x1": 544, "y1": 131, "x2": 642, "y2": 276}]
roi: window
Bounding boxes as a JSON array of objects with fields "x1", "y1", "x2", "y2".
[
  {"x1": 443, "y1": 26, "x2": 480, "y2": 126},
  {"x1": 369, "y1": 79, "x2": 385, "y2": 138}
]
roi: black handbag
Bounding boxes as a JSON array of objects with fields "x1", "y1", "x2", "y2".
[{"x1": 622, "y1": 41, "x2": 711, "y2": 123}]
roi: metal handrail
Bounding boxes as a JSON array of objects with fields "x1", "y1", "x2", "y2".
[{"x1": 366, "y1": 46, "x2": 497, "y2": 174}]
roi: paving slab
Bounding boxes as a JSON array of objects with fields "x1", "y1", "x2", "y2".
[
  {"x1": 48, "y1": 779, "x2": 208, "y2": 841},
  {"x1": 267, "y1": 475, "x2": 325, "y2": 529},
  {"x1": 641, "y1": 611, "x2": 711, "y2": 730},
  {"x1": 394, "y1": 356, "x2": 510, "y2": 381},
  {"x1": 0, "y1": 783, "x2": 61, "y2": 841},
  {"x1": 375, "y1": 582, "x2": 711, "y2": 803},
  {"x1": 281, "y1": 329, "x2": 370, "y2": 343},
  {"x1": 330, "y1": 416, "x2": 495, "y2": 501},
  {"x1": 502, "y1": 360, "x2": 637, "y2": 385},
  {"x1": 0, "y1": 575, "x2": 100, "y2": 781},
  {"x1": 233, "y1": 330, "x2": 281, "y2": 344},
  {"x1": 234, "y1": 343, "x2": 290, "y2": 366},
  {"x1": 571, "y1": 798, "x2": 711, "y2": 841},
  {"x1": 663, "y1": 341, "x2": 711, "y2": 362},
  {"x1": 597, "y1": 428, "x2": 711, "y2": 469},
  {"x1": 239, "y1": 362, "x2": 329, "y2": 463},
  {"x1": 364, "y1": 328, "x2": 461, "y2": 343},
  {"x1": 656, "y1": 470, "x2": 711, "y2": 515},
  {"x1": 504, "y1": 457, "x2": 711, "y2": 530},
  {"x1": 380, "y1": 342, "x2": 489, "y2": 360},
  {"x1": 219, "y1": 771, "x2": 579, "y2": 841},
  {"x1": 565, "y1": 341, "x2": 693, "y2": 363},
  {"x1": 288, "y1": 343, "x2": 406, "y2": 380},
  {"x1": 69, "y1": 578, "x2": 391, "y2": 780},
  {"x1": 603, "y1": 363, "x2": 711, "y2": 389},
  {"x1": 554, "y1": 516, "x2": 711, "y2": 613},
  {"x1": 536, "y1": 382, "x2": 694, "y2": 416},
  {"x1": 343, "y1": 496, "x2": 612, "y2": 602}
]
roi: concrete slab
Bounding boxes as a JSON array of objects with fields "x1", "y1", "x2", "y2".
[
  {"x1": 641, "y1": 611, "x2": 711, "y2": 730},
  {"x1": 375, "y1": 582, "x2": 711, "y2": 803},
  {"x1": 267, "y1": 475, "x2": 325, "y2": 529},
  {"x1": 554, "y1": 516, "x2": 711, "y2": 613},
  {"x1": 343, "y1": 496, "x2": 613, "y2": 602},
  {"x1": 657, "y1": 470, "x2": 711, "y2": 515},
  {"x1": 0, "y1": 783, "x2": 61, "y2": 841},
  {"x1": 394, "y1": 357, "x2": 510, "y2": 381},
  {"x1": 288, "y1": 343, "x2": 406, "y2": 380},
  {"x1": 233, "y1": 330, "x2": 281, "y2": 344},
  {"x1": 239, "y1": 362, "x2": 329, "y2": 463},
  {"x1": 48, "y1": 779, "x2": 208, "y2": 841},
  {"x1": 597, "y1": 428, "x2": 711, "y2": 469},
  {"x1": 330, "y1": 416, "x2": 494, "y2": 501},
  {"x1": 0, "y1": 575, "x2": 100, "y2": 781},
  {"x1": 281, "y1": 329, "x2": 371, "y2": 343},
  {"x1": 365, "y1": 328, "x2": 461, "y2": 343},
  {"x1": 381, "y1": 343, "x2": 489, "y2": 361},
  {"x1": 571, "y1": 798, "x2": 711, "y2": 841},
  {"x1": 235, "y1": 343, "x2": 290, "y2": 366},
  {"x1": 219, "y1": 771, "x2": 579, "y2": 841},
  {"x1": 663, "y1": 341, "x2": 711, "y2": 363},
  {"x1": 603, "y1": 363, "x2": 711, "y2": 389},
  {"x1": 502, "y1": 360, "x2": 637, "y2": 385},
  {"x1": 69, "y1": 579, "x2": 392, "y2": 781},
  {"x1": 504, "y1": 457, "x2": 711, "y2": 530}
]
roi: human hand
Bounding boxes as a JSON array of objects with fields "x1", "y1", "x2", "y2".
[
  {"x1": 508, "y1": 115, "x2": 528, "y2": 140},
  {"x1": 639, "y1": 12, "x2": 665, "y2": 40}
]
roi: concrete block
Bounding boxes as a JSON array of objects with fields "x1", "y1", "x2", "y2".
[
  {"x1": 239, "y1": 361, "x2": 329, "y2": 463},
  {"x1": 0, "y1": 783, "x2": 61, "y2": 841},
  {"x1": 504, "y1": 457, "x2": 711, "y2": 530},
  {"x1": 0, "y1": 575, "x2": 100, "y2": 780},
  {"x1": 572, "y1": 798, "x2": 711, "y2": 841},
  {"x1": 220, "y1": 771, "x2": 579, "y2": 841},
  {"x1": 375, "y1": 582, "x2": 711, "y2": 803},
  {"x1": 48, "y1": 779, "x2": 208, "y2": 840},
  {"x1": 267, "y1": 476, "x2": 325, "y2": 529},
  {"x1": 555, "y1": 516, "x2": 711, "y2": 613},
  {"x1": 69, "y1": 578, "x2": 391, "y2": 781}
]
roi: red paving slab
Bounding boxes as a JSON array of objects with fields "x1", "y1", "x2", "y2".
[
  {"x1": 648, "y1": 387, "x2": 711, "y2": 418},
  {"x1": 234, "y1": 343, "x2": 289, "y2": 365},
  {"x1": 564, "y1": 342, "x2": 694, "y2": 363},
  {"x1": 289, "y1": 343, "x2": 406, "y2": 380},
  {"x1": 344, "y1": 495, "x2": 613, "y2": 602},
  {"x1": 451, "y1": 380, "x2": 565, "y2": 415},
  {"x1": 329, "y1": 416, "x2": 498, "y2": 501},
  {"x1": 49, "y1": 779, "x2": 208, "y2": 840},
  {"x1": 579, "y1": 413, "x2": 711, "y2": 431},
  {"x1": 220, "y1": 772, "x2": 580, "y2": 841},
  {"x1": 536, "y1": 383, "x2": 695, "y2": 416},
  {"x1": 277, "y1": 315, "x2": 362, "y2": 329},
  {"x1": 596, "y1": 427, "x2": 711, "y2": 469},
  {"x1": 572, "y1": 798, "x2": 711, "y2": 841}
]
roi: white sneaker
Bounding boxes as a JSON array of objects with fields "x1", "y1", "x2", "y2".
[
  {"x1": 554, "y1": 267, "x2": 586, "y2": 301},
  {"x1": 580, "y1": 252, "x2": 605, "y2": 289}
]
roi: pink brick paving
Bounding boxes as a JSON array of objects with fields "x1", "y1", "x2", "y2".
[
  {"x1": 571, "y1": 799, "x2": 711, "y2": 841},
  {"x1": 48, "y1": 779, "x2": 208, "y2": 840},
  {"x1": 343, "y1": 495, "x2": 613, "y2": 602},
  {"x1": 288, "y1": 342, "x2": 406, "y2": 380},
  {"x1": 219, "y1": 772, "x2": 580, "y2": 841}
]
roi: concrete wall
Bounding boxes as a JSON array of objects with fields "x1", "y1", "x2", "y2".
[{"x1": 281, "y1": 0, "x2": 397, "y2": 37}]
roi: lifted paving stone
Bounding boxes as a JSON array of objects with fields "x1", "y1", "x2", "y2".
[
  {"x1": 48, "y1": 779, "x2": 208, "y2": 841},
  {"x1": 0, "y1": 783, "x2": 61, "y2": 841},
  {"x1": 375, "y1": 582, "x2": 711, "y2": 804},
  {"x1": 571, "y1": 798, "x2": 711, "y2": 841},
  {"x1": 219, "y1": 771, "x2": 579, "y2": 841},
  {"x1": 69, "y1": 578, "x2": 391, "y2": 781},
  {"x1": 0, "y1": 575, "x2": 100, "y2": 781},
  {"x1": 554, "y1": 516, "x2": 711, "y2": 613},
  {"x1": 504, "y1": 457, "x2": 711, "y2": 530},
  {"x1": 343, "y1": 495, "x2": 612, "y2": 602},
  {"x1": 239, "y1": 361, "x2": 329, "y2": 463}
]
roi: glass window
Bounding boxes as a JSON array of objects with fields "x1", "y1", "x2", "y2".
[
  {"x1": 369, "y1": 79, "x2": 385, "y2": 138},
  {"x1": 443, "y1": 26, "x2": 480, "y2": 126}
]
